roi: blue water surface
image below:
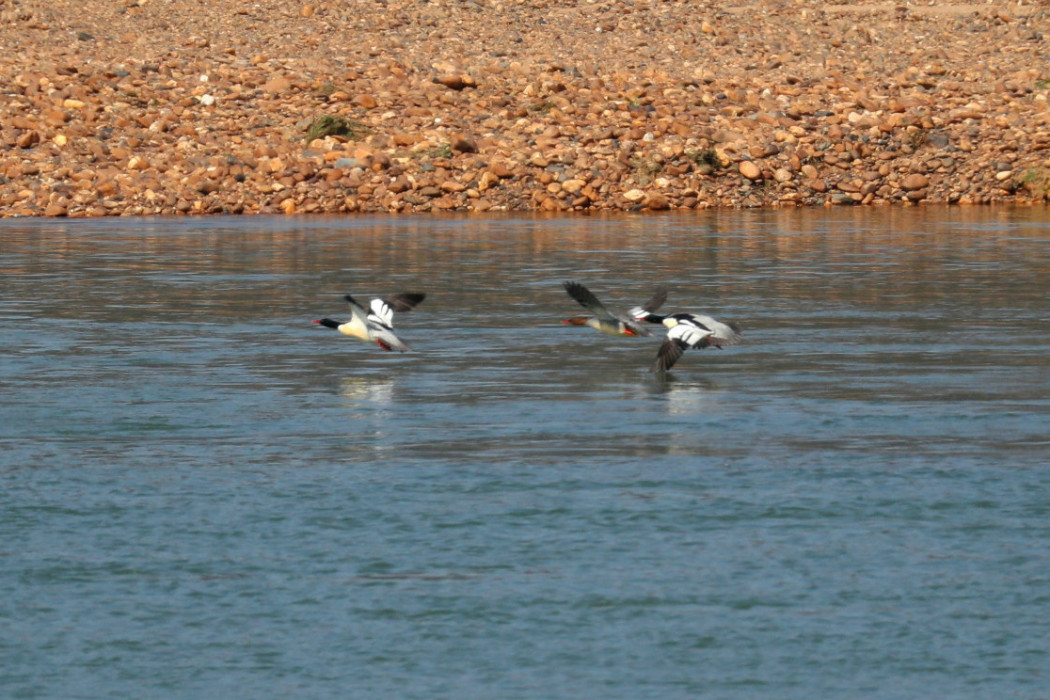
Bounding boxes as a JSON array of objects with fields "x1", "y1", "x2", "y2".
[{"x1": 2, "y1": 208, "x2": 1049, "y2": 699}]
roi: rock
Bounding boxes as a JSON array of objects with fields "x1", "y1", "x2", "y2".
[
  {"x1": 478, "y1": 171, "x2": 500, "y2": 191},
  {"x1": 645, "y1": 192, "x2": 670, "y2": 210},
  {"x1": 489, "y1": 162, "x2": 516, "y2": 179},
  {"x1": 263, "y1": 77, "x2": 292, "y2": 93},
  {"x1": 1, "y1": 0, "x2": 1048, "y2": 217},
  {"x1": 16, "y1": 131, "x2": 40, "y2": 148},
  {"x1": 561, "y1": 179, "x2": 586, "y2": 194},
  {"x1": 434, "y1": 74, "x2": 476, "y2": 91},
  {"x1": 901, "y1": 173, "x2": 929, "y2": 191},
  {"x1": 739, "y1": 161, "x2": 762, "y2": 180}
]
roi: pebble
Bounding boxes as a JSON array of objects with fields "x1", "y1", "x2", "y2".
[
  {"x1": 2, "y1": 0, "x2": 1049, "y2": 217},
  {"x1": 739, "y1": 161, "x2": 763, "y2": 181}
]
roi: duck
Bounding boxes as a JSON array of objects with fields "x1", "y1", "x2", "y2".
[
  {"x1": 561, "y1": 281, "x2": 667, "y2": 337},
  {"x1": 634, "y1": 308, "x2": 742, "y2": 372},
  {"x1": 313, "y1": 292, "x2": 425, "y2": 352}
]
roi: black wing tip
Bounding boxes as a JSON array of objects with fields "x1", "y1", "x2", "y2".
[
  {"x1": 643, "y1": 288, "x2": 668, "y2": 313},
  {"x1": 650, "y1": 338, "x2": 686, "y2": 372},
  {"x1": 562, "y1": 281, "x2": 601, "y2": 308},
  {"x1": 384, "y1": 293, "x2": 426, "y2": 312}
]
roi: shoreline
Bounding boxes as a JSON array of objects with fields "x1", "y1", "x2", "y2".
[{"x1": 3, "y1": 0, "x2": 1050, "y2": 218}]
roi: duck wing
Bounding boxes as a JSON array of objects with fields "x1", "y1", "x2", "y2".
[
  {"x1": 627, "y1": 288, "x2": 668, "y2": 323},
  {"x1": 563, "y1": 281, "x2": 617, "y2": 321},
  {"x1": 383, "y1": 293, "x2": 426, "y2": 313},
  {"x1": 651, "y1": 337, "x2": 688, "y2": 372},
  {"x1": 344, "y1": 294, "x2": 371, "y2": 326},
  {"x1": 689, "y1": 314, "x2": 741, "y2": 347},
  {"x1": 638, "y1": 288, "x2": 667, "y2": 314},
  {"x1": 651, "y1": 322, "x2": 713, "y2": 372}
]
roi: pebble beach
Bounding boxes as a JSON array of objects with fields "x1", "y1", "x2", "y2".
[{"x1": 3, "y1": 0, "x2": 1050, "y2": 217}]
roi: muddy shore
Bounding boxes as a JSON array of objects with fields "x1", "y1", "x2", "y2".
[{"x1": 3, "y1": 0, "x2": 1050, "y2": 217}]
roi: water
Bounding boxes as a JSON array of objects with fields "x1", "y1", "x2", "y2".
[{"x1": 2, "y1": 209, "x2": 1049, "y2": 698}]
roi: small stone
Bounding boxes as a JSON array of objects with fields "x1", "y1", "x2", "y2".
[
  {"x1": 901, "y1": 173, "x2": 929, "y2": 191},
  {"x1": 773, "y1": 168, "x2": 794, "y2": 183},
  {"x1": 490, "y1": 163, "x2": 516, "y2": 179},
  {"x1": 393, "y1": 133, "x2": 422, "y2": 147},
  {"x1": 434, "y1": 74, "x2": 476, "y2": 91},
  {"x1": 478, "y1": 171, "x2": 500, "y2": 191},
  {"x1": 63, "y1": 99, "x2": 86, "y2": 109},
  {"x1": 739, "y1": 161, "x2": 763, "y2": 180},
  {"x1": 127, "y1": 156, "x2": 150, "y2": 170},
  {"x1": 646, "y1": 193, "x2": 670, "y2": 210},
  {"x1": 16, "y1": 131, "x2": 40, "y2": 148},
  {"x1": 623, "y1": 189, "x2": 646, "y2": 203},
  {"x1": 263, "y1": 77, "x2": 292, "y2": 93},
  {"x1": 561, "y1": 179, "x2": 586, "y2": 194}
]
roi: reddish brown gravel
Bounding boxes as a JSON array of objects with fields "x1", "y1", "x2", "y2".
[{"x1": 3, "y1": 0, "x2": 1050, "y2": 217}]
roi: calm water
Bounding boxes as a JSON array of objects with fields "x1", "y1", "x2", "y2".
[{"x1": 2, "y1": 209, "x2": 1049, "y2": 699}]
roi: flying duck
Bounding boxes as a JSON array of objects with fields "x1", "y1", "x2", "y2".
[
  {"x1": 562, "y1": 281, "x2": 666, "y2": 337},
  {"x1": 313, "y1": 292, "x2": 425, "y2": 352}
]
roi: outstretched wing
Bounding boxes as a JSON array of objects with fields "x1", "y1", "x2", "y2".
[
  {"x1": 651, "y1": 337, "x2": 688, "y2": 372},
  {"x1": 383, "y1": 293, "x2": 426, "y2": 313},
  {"x1": 563, "y1": 281, "x2": 616, "y2": 321},
  {"x1": 639, "y1": 288, "x2": 667, "y2": 314},
  {"x1": 628, "y1": 288, "x2": 668, "y2": 322},
  {"x1": 344, "y1": 294, "x2": 371, "y2": 326},
  {"x1": 651, "y1": 323, "x2": 713, "y2": 372},
  {"x1": 690, "y1": 314, "x2": 741, "y2": 347},
  {"x1": 366, "y1": 293, "x2": 425, "y2": 328},
  {"x1": 368, "y1": 298, "x2": 397, "y2": 328},
  {"x1": 670, "y1": 320, "x2": 714, "y2": 349}
]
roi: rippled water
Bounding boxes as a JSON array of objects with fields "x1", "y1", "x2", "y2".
[{"x1": 2, "y1": 209, "x2": 1050, "y2": 698}]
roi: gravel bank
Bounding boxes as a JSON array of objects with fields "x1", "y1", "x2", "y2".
[{"x1": 3, "y1": 0, "x2": 1050, "y2": 216}]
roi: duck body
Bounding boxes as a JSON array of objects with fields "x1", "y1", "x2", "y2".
[
  {"x1": 640, "y1": 311, "x2": 742, "y2": 372},
  {"x1": 561, "y1": 281, "x2": 666, "y2": 338},
  {"x1": 314, "y1": 292, "x2": 425, "y2": 352}
]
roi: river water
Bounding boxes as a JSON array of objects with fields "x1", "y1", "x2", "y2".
[{"x1": 2, "y1": 209, "x2": 1049, "y2": 698}]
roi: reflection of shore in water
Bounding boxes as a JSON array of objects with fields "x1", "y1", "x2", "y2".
[{"x1": 644, "y1": 373, "x2": 729, "y2": 416}]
